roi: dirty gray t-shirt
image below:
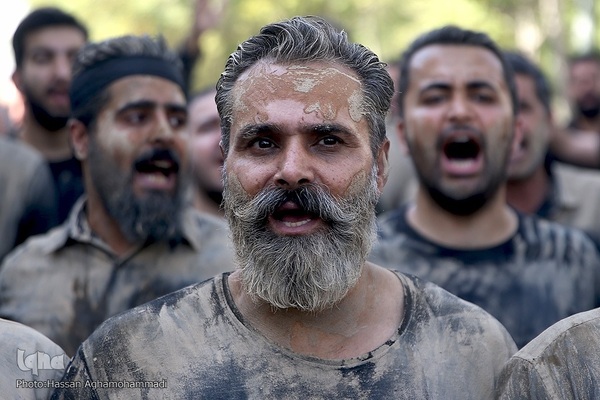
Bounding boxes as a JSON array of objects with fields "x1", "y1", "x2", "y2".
[
  {"x1": 369, "y1": 207, "x2": 600, "y2": 348},
  {"x1": 495, "y1": 307, "x2": 600, "y2": 399},
  {"x1": 0, "y1": 198, "x2": 235, "y2": 356},
  {"x1": 1, "y1": 318, "x2": 68, "y2": 400},
  {"x1": 51, "y1": 271, "x2": 517, "y2": 400}
]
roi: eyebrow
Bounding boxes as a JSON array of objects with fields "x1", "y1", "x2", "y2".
[
  {"x1": 421, "y1": 80, "x2": 497, "y2": 92},
  {"x1": 236, "y1": 122, "x2": 356, "y2": 140},
  {"x1": 116, "y1": 100, "x2": 187, "y2": 115},
  {"x1": 237, "y1": 123, "x2": 282, "y2": 140}
]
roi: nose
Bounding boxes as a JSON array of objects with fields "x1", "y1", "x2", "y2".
[
  {"x1": 273, "y1": 141, "x2": 314, "y2": 189},
  {"x1": 54, "y1": 56, "x2": 72, "y2": 81},
  {"x1": 149, "y1": 110, "x2": 176, "y2": 145},
  {"x1": 447, "y1": 94, "x2": 473, "y2": 123}
]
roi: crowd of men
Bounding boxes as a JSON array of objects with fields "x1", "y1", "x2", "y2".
[{"x1": 2, "y1": 3, "x2": 600, "y2": 400}]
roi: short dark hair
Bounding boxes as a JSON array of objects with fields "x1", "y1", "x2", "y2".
[
  {"x1": 12, "y1": 7, "x2": 88, "y2": 69},
  {"x1": 397, "y1": 25, "x2": 517, "y2": 118},
  {"x1": 216, "y1": 16, "x2": 393, "y2": 158},
  {"x1": 503, "y1": 50, "x2": 552, "y2": 114}
]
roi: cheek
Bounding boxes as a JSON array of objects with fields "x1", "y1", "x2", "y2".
[{"x1": 226, "y1": 158, "x2": 273, "y2": 196}]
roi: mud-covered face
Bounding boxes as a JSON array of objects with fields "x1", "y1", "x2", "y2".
[
  {"x1": 400, "y1": 45, "x2": 516, "y2": 215},
  {"x1": 222, "y1": 61, "x2": 388, "y2": 311},
  {"x1": 87, "y1": 75, "x2": 189, "y2": 242}
]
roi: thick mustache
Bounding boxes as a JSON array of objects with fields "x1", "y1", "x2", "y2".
[
  {"x1": 231, "y1": 184, "x2": 352, "y2": 225},
  {"x1": 251, "y1": 185, "x2": 330, "y2": 220}
]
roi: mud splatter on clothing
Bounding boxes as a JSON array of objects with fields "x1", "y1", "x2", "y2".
[
  {"x1": 0, "y1": 198, "x2": 235, "y2": 356},
  {"x1": 369, "y1": 206, "x2": 600, "y2": 348},
  {"x1": 52, "y1": 272, "x2": 516, "y2": 399},
  {"x1": 496, "y1": 307, "x2": 600, "y2": 399}
]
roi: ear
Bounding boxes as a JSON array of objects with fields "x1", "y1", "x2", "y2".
[
  {"x1": 511, "y1": 114, "x2": 524, "y2": 157},
  {"x1": 11, "y1": 70, "x2": 23, "y2": 92},
  {"x1": 219, "y1": 140, "x2": 225, "y2": 159},
  {"x1": 70, "y1": 119, "x2": 89, "y2": 161},
  {"x1": 376, "y1": 138, "x2": 390, "y2": 192},
  {"x1": 395, "y1": 118, "x2": 411, "y2": 156}
]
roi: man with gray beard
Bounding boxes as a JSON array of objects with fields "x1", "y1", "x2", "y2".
[
  {"x1": 52, "y1": 16, "x2": 516, "y2": 400},
  {"x1": 0, "y1": 34, "x2": 235, "y2": 357}
]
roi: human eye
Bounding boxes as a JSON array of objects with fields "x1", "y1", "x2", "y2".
[
  {"x1": 169, "y1": 112, "x2": 187, "y2": 128},
  {"x1": 30, "y1": 50, "x2": 52, "y2": 65},
  {"x1": 471, "y1": 88, "x2": 497, "y2": 104},
  {"x1": 318, "y1": 136, "x2": 342, "y2": 146},
  {"x1": 421, "y1": 91, "x2": 446, "y2": 105},
  {"x1": 250, "y1": 137, "x2": 275, "y2": 149},
  {"x1": 122, "y1": 109, "x2": 148, "y2": 125}
]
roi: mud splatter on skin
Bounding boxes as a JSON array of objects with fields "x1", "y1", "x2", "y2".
[{"x1": 232, "y1": 62, "x2": 365, "y2": 126}]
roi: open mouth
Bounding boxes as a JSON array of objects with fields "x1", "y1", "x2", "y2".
[
  {"x1": 133, "y1": 149, "x2": 180, "y2": 191},
  {"x1": 443, "y1": 136, "x2": 481, "y2": 160},
  {"x1": 440, "y1": 132, "x2": 483, "y2": 176},
  {"x1": 269, "y1": 200, "x2": 321, "y2": 233}
]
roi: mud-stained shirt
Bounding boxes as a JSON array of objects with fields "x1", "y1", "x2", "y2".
[
  {"x1": 1, "y1": 318, "x2": 68, "y2": 400},
  {"x1": 369, "y1": 206, "x2": 600, "y2": 348},
  {"x1": 0, "y1": 198, "x2": 235, "y2": 356},
  {"x1": 495, "y1": 307, "x2": 600, "y2": 399},
  {"x1": 51, "y1": 271, "x2": 517, "y2": 400}
]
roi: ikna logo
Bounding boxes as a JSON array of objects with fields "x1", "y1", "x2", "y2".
[{"x1": 16, "y1": 349, "x2": 69, "y2": 376}]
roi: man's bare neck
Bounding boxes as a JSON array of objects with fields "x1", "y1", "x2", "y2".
[
  {"x1": 506, "y1": 166, "x2": 551, "y2": 214},
  {"x1": 19, "y1": 117, "x2": 72, "y2": 161},
  {"x1": 408, "y1": 187, "x2": 518, "y2": 249},
  {"x1": 228, "y1": 263, "x2": 404, "y2": 360}
]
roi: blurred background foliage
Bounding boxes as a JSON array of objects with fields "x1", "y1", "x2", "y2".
[{"x1": 21, "y1": 0, "x2": 600, "y2": 118}]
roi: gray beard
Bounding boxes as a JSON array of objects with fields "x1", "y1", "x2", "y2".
[{"x1": 223, "y1": 165, "x2": 380, "y2": 312}]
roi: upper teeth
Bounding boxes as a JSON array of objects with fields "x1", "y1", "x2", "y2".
[{"x1": 283, "y1": 219, "x2": 311, "y2": 228}]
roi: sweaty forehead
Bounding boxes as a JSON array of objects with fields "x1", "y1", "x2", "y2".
[{"x1": 231, "y1": 61, "x2": 364, "y2": 122}]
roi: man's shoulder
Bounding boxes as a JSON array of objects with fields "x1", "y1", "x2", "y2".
[
  {"x1": 401, "y1": 271, "x2": 490, "y2": 316},
  {"x1": 517, "y1": 211, "x2": 598, "y2": 252},
  {"x1": 1, "y1": 224, "x2": 70, "y2": 271},
  {"x1": 81, "y1": 275, "x2": 221, "y2": 351},
  {"x1": 554, "y1": 161, "x2": 600, "y2": 188},
  {"x1": 0, "y1": 137, "x2": 45, "y2": 171},
  {"x1": 511, "y1": 308, "x2": 600, "y2": 364},
  {"x1": 0, "y1": 317, "x2": 65, "y2": 355},
  {"x1": 397, "y1": 271, "x2": 515, "y2": 335},
  {"x1": 395, "y1": 270, "x2": 517, "y2": 354},
  {"x1": 0, "y1": 317, "x2": 67, "y2": 396},
  {"x1": 497, "y1": 308, "x2": 600, "y2": 399}
]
